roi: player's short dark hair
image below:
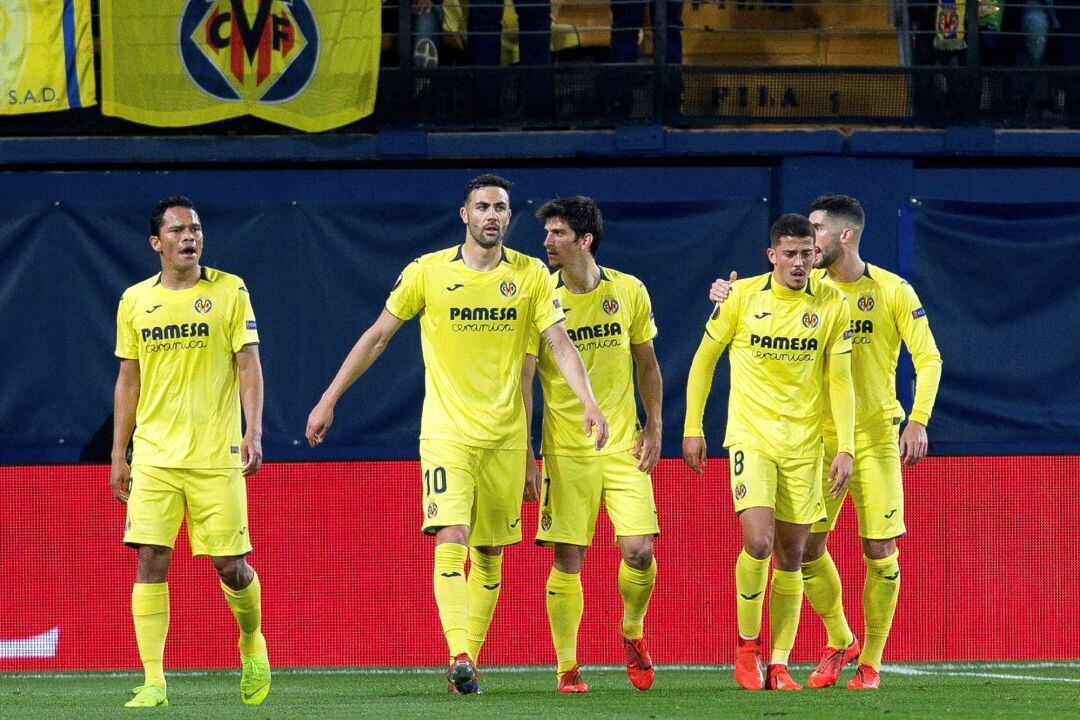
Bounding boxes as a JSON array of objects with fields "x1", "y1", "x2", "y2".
[
  {"x1": 535, "y1": 196, "x2": 604, "y2": 256},
  {"x1": 463, "y1": 174, "x2": 512, "y2": 204},
  {"x1": 808, "y1": 194, "x2": 865, "y2": 231},
  {"x1": 150, "y1": 196, "x2": 197, "y2": 236},
  {"x1": 769, "y1": 213, "x2": 815, "y2": 247}
]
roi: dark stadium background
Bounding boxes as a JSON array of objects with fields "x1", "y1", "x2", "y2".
[{"x1": 2, "y1": 0, "x2": 1079, "y2": 673}]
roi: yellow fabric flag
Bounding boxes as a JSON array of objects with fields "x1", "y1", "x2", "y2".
[
  {"x1": 0, "y1": 0, "x2": 96, "y2": 115},
  {"x1": 100, "y1": 0, "x2": 380, "y2": 132}
]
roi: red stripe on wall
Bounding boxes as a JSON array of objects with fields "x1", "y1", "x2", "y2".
[{"x1": 1, "y1": 458, "x2": 1076, "y2": 670}]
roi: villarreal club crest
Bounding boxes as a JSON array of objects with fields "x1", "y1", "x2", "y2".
[{"x1": 179, "y1": 0, "x2": 319, "y2": 105}]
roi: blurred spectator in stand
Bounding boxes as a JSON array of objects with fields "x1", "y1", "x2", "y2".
[
  {"x1": 383, "y1": 0, "x2": 446, "y2": 68},
  {"x1": 413, "y1": 0, "x2": 445, "y2": 68},
  {"x1": 442, "y1": 0, "x2": 579, "y2": 65},
  {"x1": 1050, "y1": 0, "x2": 1080, "y2": 122},
  {"x1": 456, "y1": 0, "x2": 556, "y2": 119},
  {"x1": 1014, "y1": 0, "x2": 1058, "y2": 110},
  {"x1": 466, "y1": 0, "x2": 552, "y2": 66},
  {"x1": 608, "y1": 0, "x2": 684, "y2": 116}
]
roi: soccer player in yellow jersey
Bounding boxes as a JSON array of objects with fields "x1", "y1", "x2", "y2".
[
  {"x1": 520, "y1": 197, "x2": 663, "y2": 694},
  {"x1": 305, "y1": 175, "x2": 608, "y2": 695},
  {"x1": 683, "y1": 214, "x2": 856, "y2": 692},
  {"x1": 709, "y1": 195, "x2": 943, "y2": 689},
  {"x1": 111, "y1": 197, "x2": 268, "y2": 708}
]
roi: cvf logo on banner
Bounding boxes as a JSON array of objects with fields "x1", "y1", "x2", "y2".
[{"x1": 178, "y1": 0, "x2": 320, "y2": 104}]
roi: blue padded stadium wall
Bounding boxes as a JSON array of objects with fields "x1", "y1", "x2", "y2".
[{"x1": 2, "y1": 130, "x2": 1080, "y2": 462}]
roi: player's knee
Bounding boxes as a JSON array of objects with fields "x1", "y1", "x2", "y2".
[
  {"x1": 434, "y1": 525, "x2": 470, "y2": 546},
  {"x1": 802, "y1": 533, "x2": 829, "y2": 562},
  {"x1": 620, "y1": 539, "x2": 653, "y2": 570},
  {"x1": 771, "y1": 545, "x2": 802, "y2": 572},
  {"x1": 862, "y1": 537, "x2": 896, "y2": 559},
  {"x1": 553, "y1": 543, "x2": 585, "y2": 573},
  {"x1": 135, "y1": 545, "x2": 172, "y2": 582},
  {"x1": 213, "y1": 557, "x2": 252, "y2": 590},
  {"x1": 743, "y1": 534, "x2": 773, "y2": 560}
]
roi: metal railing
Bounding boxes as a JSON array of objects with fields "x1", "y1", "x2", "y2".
[{"x1": 2, "y1": 0, "x2": 1079, "y2": 136}]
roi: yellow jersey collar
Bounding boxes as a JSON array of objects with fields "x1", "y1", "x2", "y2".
[
  {"x1": 153, "y1": 267, "x2": 211, "y2": 286},
  {"x1": 451, "y1": 245, "x2": 509, "y2": 264}
]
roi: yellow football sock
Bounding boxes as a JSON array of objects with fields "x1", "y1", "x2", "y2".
[
  {"x1": 131, "y1": 583, "x2": 169, "y2": 688},
  {"x1": 802, "y1": 551, "x2": 854, "y2": 649},
  {"x1": 734, "y1": 549, "x2": 769, "y2": 639},
  {"x1": 861, "y1": 550, "x2": 900, "y2": 670},
  {"x1": 221, "y1": 570, "x2": 266, "y2": 656},
  {"x1": 433, "y1": 543, "x2": 469, "y2": 659},
  {"x1": 546, "y1": 567, "x2": 583, "y2": 673},
  {"x1": 466, "y1": 549, "x2": 503, "y2": 663},
  {"x1": 618, "y1": 558, "x2": 656, "y2": 639},
  {"x1": 769, "y1": 569, "x2": 803, "y2": 665}
]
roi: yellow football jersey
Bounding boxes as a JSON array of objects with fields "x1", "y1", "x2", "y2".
[
  {"x1": 686, "y1": 272, "x2": 853, "y2": 458},
  {"x1": 115, "y1": 267, "x2": 259, "y2": 468},
  {"x1": 386, "y1": 245, "x2": 565, "y2": 449},
  {"x1": 816, "y1": 264, "x2": 942, "y2": 440},
  {"x1": 531, "y1": 267, "x2": 657, "y2": 456}
]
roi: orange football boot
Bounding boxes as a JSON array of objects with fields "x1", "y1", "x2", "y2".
[
  {"x1": 807, "y1": 637, "x2": 861, "y2": 688},
  {"x1": 847, "y1": 664, "x2": 880, "y2": 690},
  {"x1": 765, "y1": 663, "x2": 803, "y2": 690},
  {"x1": 734, "y1": 636, "x2": 765, "y2": 690},
  {"x1": 622, "y1": 636, "x2": 655, "y2": 691},
  {"x1": 446, "y1": 653, "x2": 481, "y2": 695},
  {"x1": 557, "y1": 665, "x2": 589, "y2": 693}
]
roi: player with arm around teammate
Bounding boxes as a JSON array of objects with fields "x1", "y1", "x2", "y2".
[
  {"x1": 708, "y1": 195, "x2": 942, "y2": 689},
  {"x1": 683, "y1": 214, "x2": 856, "y2": 691}
]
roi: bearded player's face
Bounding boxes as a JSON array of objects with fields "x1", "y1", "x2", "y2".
[
  {"x1": 809, "y1": 209, "x2": 843, "y2": 269},
  {"x1": 461, "y1": 186, "x2": 511, "y2": 249}
]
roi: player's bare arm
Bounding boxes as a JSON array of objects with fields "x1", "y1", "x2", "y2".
[
  {"x1": 521, "y1": 352, "x2": 542, "y2": 501},
  {"x1": 237, "y1": 343, "x2": 264, "y2": 477},
  {"x1": 110, "y1": 358, "x2": 141, "y2": 503},
  {"x1": 828, "y1": 451, "x2": 854, "y2": 497},
  {"x1": 708, "y1": 270, "x2": 738, "y2": 303},
  {"x1": 630, "y1": 340, "x2": 663, "y2": 473},
  {"x1": 681, "y1": 436, "x2": 707, "y2": 475},
  {"x1": 541, "y1": 321, "x2": 609, "y2": 450},
  {"x1": 306, "y1": 309, "x2": 406, "y2": 447},
  {"x1": 899, "y1": 420, "x2": 928, "y2": 466}
]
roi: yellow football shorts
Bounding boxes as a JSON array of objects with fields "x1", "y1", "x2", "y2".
[
  {"x1": 419, "y1": 439, "x2": 527, "y2": 547},
  {"x1": 728, "y1": 443, "x2": 826, "y2": 525},
  {"x1": 814, "y1": 427, "x2": 906, "y2": 540},
  {"x1": 535, "y1": 449, "x2": 660, "y2": 547},
  {"x1": 124, "y1": 464, "x2": 252, "y2": 557}
]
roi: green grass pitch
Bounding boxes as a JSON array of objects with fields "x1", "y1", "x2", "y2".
[{"x1": 2, "y1": 663, "x2": 1077, "y2": 719}]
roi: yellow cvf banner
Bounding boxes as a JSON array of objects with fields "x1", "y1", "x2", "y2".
[
  {"x1": 100, "y1": 0, "x2": 381, "y2": 132},
  {"x1": 0, "y1": 0, "x2": 96, "y2": 115}
]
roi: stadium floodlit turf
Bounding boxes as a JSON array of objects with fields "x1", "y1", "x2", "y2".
[{"x1": 1, "y1": 663, "x2": 1077, "y2": 719}]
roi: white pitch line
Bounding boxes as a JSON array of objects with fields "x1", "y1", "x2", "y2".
[
  {"x1": 887, "y1": 666, "x2": 1080, "y2": 683},
  {"x1": 2, "y1": 662, "x2": 1077, "y2": 681},
  {"x1": 885, "y1": 661, "x2": 1080, "y2": 670}
]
